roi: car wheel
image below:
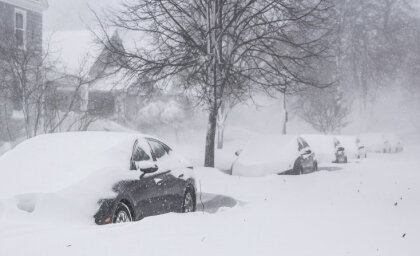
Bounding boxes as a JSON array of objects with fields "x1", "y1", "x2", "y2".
[
  {"x1": 298, "y1": 164, "x2": 304, "y2": 175},
  {"x1": 113, "y1": 202, "x2": 132, "y2": 224},
  {"x1": 344, "y1": 157, "x2": 348, "y2": 163},
  {"x1": 313, "y1": 161, "x2": 318, "y2": 172},
  {"x1": 182, "y1": 188, "x2": 196, "y2": 213}
]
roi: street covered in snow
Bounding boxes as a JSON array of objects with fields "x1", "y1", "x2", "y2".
[{"x1": 1, "y1": 145, "x2": 419, "y2": 256}]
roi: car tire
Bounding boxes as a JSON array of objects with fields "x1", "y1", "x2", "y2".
[
  {"x1": 344, "y1": 157, "x2": 348, "y2": 163},
  {"x1": 298, "y1": 164, "x2": 304, "y2": 175},
  {"x1": 182, "y1": 188, "x2": 196, "y2": 213},
  {"x1": 313, "y1": 161, "x2": 318, "y2": 172},
  {"x1": 113, "y1": 202, "x2": 133, "y2": 224}
]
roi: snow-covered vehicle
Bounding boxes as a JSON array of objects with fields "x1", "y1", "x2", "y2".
[
  {"x1": 383, "y1": 133, "x2": 404, "y2": 153},
  {"x1": 334, "y1": 138, "x2": 348, "y2": 164},
  {"x1": 0, "y1": 132, "x2": 196, "y2": 225},
  {"x1": 335, "y1": 136, "x2": 367, "y2": 159},
  {"x1": 359, "y1": 133, "x2": 403, "y2": 153},
  {"x1": 301, "y1": 134, "x2": 348, "y2": 164},
  {"x1": 359, "y1": 133, "x2": 388, "y2": 153},
  {"x1": 232, "y1": 135, "x2": 318, "y2": 176}
]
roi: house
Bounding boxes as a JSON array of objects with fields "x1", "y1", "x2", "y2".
[
  {"x1": 0, "y1": 0, "x2": 48, "y2": 141},
  {"x1": 47, "y1": 30, "x2": 155, "y2": 123},
  {"x1": 0, "y1": 0, "x2": 48, "y2": 49}
]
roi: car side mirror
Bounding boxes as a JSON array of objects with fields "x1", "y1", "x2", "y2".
[
  {"x1": 235, "y1": 149, "x2": 243, "y2": 157},
  {"x1": 301, "y1": 149, "x2": 312, "y2": 155},
  {"x1": 135, "y1": 161, "x2": 159, "y2": 174}
]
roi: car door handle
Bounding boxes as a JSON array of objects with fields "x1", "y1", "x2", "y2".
[{"x1": 178, "y1": 174, "x2": 184, "y2": 178}]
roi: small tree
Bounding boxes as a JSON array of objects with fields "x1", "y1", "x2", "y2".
[{"x1": 296, "y1": 87, "x2": 351, "y2": 134}]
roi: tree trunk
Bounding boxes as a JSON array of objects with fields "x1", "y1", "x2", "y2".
[
  {"x1": 217, "y1": 124, "x2": 224, "y2": 149},
  {"x1": 204, "y1": 103, "x2": 217, "y2": 167},
  {"x1": 282, "y1": 91, "x2": 288, "y2": 135}
]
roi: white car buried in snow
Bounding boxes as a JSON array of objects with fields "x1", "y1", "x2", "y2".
[
  {"x1": 301, "y1": 134, "x2": 349, "y2": 164},
  {"x1": 359, "y1": 133, "x2": 403, "y2": 153},
  {"x1": 335, "y1": 135, "x2": 367, "y2": 159},
  {"x1": 232, "y1": 135, "x2": 318, "y2": 177}
]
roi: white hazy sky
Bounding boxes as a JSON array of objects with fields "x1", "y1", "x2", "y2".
[
  {"x1": 44, "y1": 0, "x2": 120, "y2": 32},
  {"x1": 44, "y1": 0, "x2": 420, "y2": 32}
]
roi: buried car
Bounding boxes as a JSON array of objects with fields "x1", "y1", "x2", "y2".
[
  {"x1": 301, "y1": 134, "x2": 348, "y2": 164},
  {"x1": 383, "y1": 133, "x2": 404, "y2": 153},
  {"x1": 359, "y1": 133, "x2": 403, "y2": 153},
  {"x1": 232, "y1": 135, "x2": 318, "y2": 176},
  {"x1": 0, "y1": 132, "x2": 196, "y2": 225},
  {"x1": 335, "y1": 135, "x2": 367, "y2": 159}
]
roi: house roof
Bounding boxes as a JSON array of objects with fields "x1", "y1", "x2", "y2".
[
  {"x1": 1, "y1": 0, "x2": 49, "y2": 12},
  {"x1": 47, "y1": 29, "x2": 152, "y2": 92}
]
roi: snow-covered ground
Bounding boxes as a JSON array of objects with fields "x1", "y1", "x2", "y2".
[{"x1": 1, "y1": 143, "x2": 419, "y2": 255}]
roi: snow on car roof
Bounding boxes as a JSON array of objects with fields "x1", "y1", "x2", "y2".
[
  {"x1": 239, "y1": 135, "x2": 299, "y2": 164},
  {"x1": 0, "y1": 132, "x2": 157, "y2": 198}
]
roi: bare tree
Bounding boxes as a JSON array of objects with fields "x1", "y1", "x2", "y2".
[
  {"x1": 295, "y1": 86, "x2": 351, "y2": 134},
  {"x1": 0, "y1": 25, "x2": 49, "y2": 138},
  {"x1": 93, "y1": 0, "x2": 333, "y2": 167}
]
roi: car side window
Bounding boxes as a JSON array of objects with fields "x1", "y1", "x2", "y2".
[
  {"x1": 132, "y1": 146, "x2": 151, "y2": 162},
  {"x1": 148, "y1": 140, "x2": 169, "y2": 160}
]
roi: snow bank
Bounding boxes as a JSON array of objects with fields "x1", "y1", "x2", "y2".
[
  {"x1": 0, "y1": 142, "x2": 12, "y2": 156},
  {"x1": 2, "y1": 147, "x2": 420, "y2": 256}
]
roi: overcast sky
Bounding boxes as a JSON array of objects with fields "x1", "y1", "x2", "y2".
[
  {"x1": 45, "y1": 0, "x2": 420, "y2": 32},
  {"x1": 44, "y1": 0, "x2": 120, "y2": 32}
]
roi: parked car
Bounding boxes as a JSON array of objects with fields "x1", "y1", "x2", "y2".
[
  {"x1": 0, "y1": 132, "x2": 196, "y2": 225},
  {"x1": 356, "y1": 137, "x2": 368, "y2": 158},
  {"x1": 359, "y1": 133, "x2": 402, "y2": 153},
  {"x1": 232, "y1": 135, "x2": 318, "y2": 176},
  {"x1": 335, "y1": 135, "x2": 367, "y2": 159},
  {"x1": 383, "y1": 133, "x2": 404, "y2": 153},
  {"x1": 333, "y1": 137, "x2": 348, "y2": 163},
  {"x1": 301, "y1": 134, "x2": 348, "y2": 164}
]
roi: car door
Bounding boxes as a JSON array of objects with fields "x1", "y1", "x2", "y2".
[
  {"x1": 147, "y1": 139, "x2": 186, "y2": 213},
  {"x1": 129, "y1": 138, "x2": 168, "y2": 217}
]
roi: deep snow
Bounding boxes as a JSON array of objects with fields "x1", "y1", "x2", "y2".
[{"x1": 1, "y1": 143, "x2": 419, "y2": 256}]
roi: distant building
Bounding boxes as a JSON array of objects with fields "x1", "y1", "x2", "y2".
[{"x1": 0, "y1": 0, "x2": 48, "y2": 49}]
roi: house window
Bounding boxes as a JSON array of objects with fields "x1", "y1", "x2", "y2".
[{"x1": 15, "y1": 9, "x2": 26, "y2": 48}]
